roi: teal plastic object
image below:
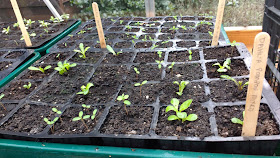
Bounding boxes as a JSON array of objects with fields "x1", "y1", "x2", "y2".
[
  {"x1": 0, "y1": 52, "x2": 41, "y2": 89},
  {"x1": 221, "y1": 24, "x2": 231, "y2": 43},
  {"x1": 0, "y1": 139, "x2": 277, "y2": 158},
  {"x1": 34, "y1": 20, "x2": 81, "y2": 54}
]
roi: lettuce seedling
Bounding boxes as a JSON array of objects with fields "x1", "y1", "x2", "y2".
[
  {"x1": 25, "y1": 19, "x2": 35, "y2": 28},
  {"x1": 151, "y1": 44, "x2": 159, "y2": 50},
  {"x1": 82, "y1": 104, "x2": 91, "y2": 109},
  {"x1": 212, "y1": 58, "x2": 231, "y2": 72},
  {"x1": 173, "y1": 81, "x2": 189, "y2": 96},
  {"x1": 2, "y1": 26, "x2": 10, "y2": 34},
  {"x1": 39, "y1": 20, "x2": 50, "y2": 28},
  {"x1": 169, "y1": 26, "x2": 179, "y2": 31},
  {"x1": 91, "y1": 109, "x2": 98, "y2": 120},
  {"x1": 188, "y1": 50, "x2": 192, "y2": 60},
  {"x1": 106, "y1": 45, "x2": 122, "y2": 56},
  {"x1": 72, "y1": 111, "x2": 90, "y2": 130},
  {"x1": 28, "y1": 65, "x2": 51, "y2": 73},
  {"x1": 221, "y1": 75, "x2": 249, "y2": 91},
  {"x1": 117, "y1": 94, "x2": 131, "y2": 115},
  {"x1": 44, "y1": 117, "x2": 59, "y2": 133},
  {"x1": 23, "y1": 82, "x2": 32, "y2": 89},
  {"x1": 155, "y1": 60, "x2": 164, "y2": 69},
  {"x1": 134, "y1": 67, "x2": 140, "y2": 78},
  {"x1": 166, "y1": 98, "x2": 198, "y2": 123},
  {"x1": 134, "y1": 80, "x2": 147, "y2": 97},
  {"x1": 74, "y1": 43, "x2": 90, "y2": 59},
  {"x1": 231, "y1": 111, "x2": 245, "y2": 125},
  {"x1": 157, "y1": 51, "x2": 163, "y2": 58},
  {"x1": 77, "y1": 83, "x2": 94, "y2": 95},
  {"x1": 0, "y1": 94, "x2": 6, "y2": 111},
  {"x1": 54, "y1": 61, "x2": 77, "y2": 75},
  {"x1": 52, "y1": 107, "x2": 63, "y2": 122},
  {"x1": 119, "y1": 20, "x2": 124, "y2": 24}
]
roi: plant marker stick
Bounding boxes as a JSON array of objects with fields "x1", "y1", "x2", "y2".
[
  {"x1": 211, "y1": 0, "x2": 226, "y2": 46},
  {"x1": 10, "y1": 0, "x2": 32, "y2": 46},
  {"x1": 242, "y1": 32, "x2": 270, "y2": 136},
  {"x1": 92, "y1": 2, "x2": 106, "y2": 48}
]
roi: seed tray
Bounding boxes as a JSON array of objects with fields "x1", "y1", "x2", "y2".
[
  {"x1": 0, "y1": 41, "x2": 280, "y2": 155},
  {"x1": 0, "y1": 20, "x2": 78, "y2": 49}
]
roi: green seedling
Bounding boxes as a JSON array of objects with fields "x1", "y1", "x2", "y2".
[
  {"x1": 227, "y1": 40, "x2": 240, "y2": 54},
  {"x1": 77, "y1": 83, "x2": 94, "y2": 95},
  {"x1": 231, "y1": 111, "x2": 245, "y2": 125},
  {"x1": 134, "y1": 80, "x2": 147, "y2": 97},
  {"x1": 13, "y1": 22, "x2": 19, "y2": 28},
  {"x1": 72, "y1": 111, "x2": 90, "y2": 130},
  {"x1": 142, "y1": 35, "x2": 147, "y2": 41},
  {"x1": 61, "y1": 14, "x2": 70, "y2": 20},
  {"x1": 168, "y1": 62, "x2": 175, "y2": 75},
  {"x1": 166, "y1": 98, "x2": 198, "y2": 123},
  {"x1": 157, "y1": 51, "x2": 163, "y2": 58},
  {"x1": 181, "y1": 25, "x2": 187, "y2": 30},
  {"x1": 28, "y1": 65, "x2": 51, "y2": 73},
  {"x1": 125, "y1": 25, "x2": 132, "y2": 30},
  {"x1": 74, "y1": 43, "x2": 90, "y2": 59},
  {"x1": 155, "y1": 60, "x2": 164, "y2": 70},
  {"x1": 20, "y1": 32, "x2": 36, "y2": 40},
  {"x1": 119, "y1": 20, "x2": 124, "y2": 24},
  {"x1": 140, "y1": 28, "x2": 145, "y2": 32},
  {"x1": 172, "y1": 15, "x2": 178, "y2": 21},
  {"x1": 169, "y1": 26, "x2": 179, "y2": 31},
  {"x1": 149, "y1": 36, "x2": 155, "y2": 41},
  {"x1": 54, "y1": 60, "x2": 77, "y2": 75},
  {"x1": 188, "y1": 50, "x2": 192, "y2": 60},
  {"x1": 0, "y1": 94, "x2": 6, "y2": 111},
  {"x1": 78, "y1": 30, "x2": 86, "y2": 34},
  {"x1": 221, "y1": 75, "x2": 249, "y2": 91},
  {"x1": 208, "y1": 31, "x2": 213, "y2": 37},
  {"x1": 23, "y1": 82, "x2": 32, "y2": 90},
  {"x1": 134, "y1": 67, "x2": 140, "y2": 78},
  {"x1": 212, "y1": 58, "x2": 231, "y2": 73},
  {"x1": 151, "y1": 44, "x2": 159, "y2": 50},
  {"x1": 197, "y1": 20, "x2": 212, "y2": 26},
  {"x1": 117, "y1": 94, "x2": 131, "y2": 115},
  {"x1": 52, "y1": 107, "x2": 63, "y2": 122},
  {"x1": 82, "y1": 104, "x2": 91, "y2": 110},
  {"x1": 44, "y1": 117, "x2": 59, "y2": 133},
  {"x1": 39, "y1": 20, "x2": 50, "y2": 28},
  {"x1": 134, "y1": 21, "x2": 143, "y2": 26},
  {"x1": 44, "y1": 29, "x2": 49, "y2": 34},
  {"x1": 161, "y1": 41, "x2": 169, "y2": 44},
  {"x1": 106, "y1": 45, "x2": 122, "y2": 56},
  {"x1": 2, "y1": 26, "x2": 10, "y2": 34},
  {"x1": 173, "y1": 81, "x2": 189, "y2": 96},
  {"x1": 111, "y1": 19, "x2": 116, "y2": 22},
  {"x1": 25, "y1": 19, "x2": 35, "y2": 28},
  {"x1": 91, "y1": 109, "x2": 98, "y2": 120},
  {"x1": 132, "y1": 35, "x2": 138, "y2": 40}
]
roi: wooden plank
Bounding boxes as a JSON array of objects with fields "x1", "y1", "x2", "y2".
[
  {"x1": 211, "y1": 0, "x2": 226, "y2": 46},
  {"x1": 242, "y1": 32, "x2": 270, "y2": 136},
  {"x1": 10, "y1": 0, "x2": 32, "y2": 47},
  {"x1": 92, "y1": 2, "x2": 106, "y2": 48},
  {"x1": 145, "y1": 0, "x2": 155, "y2": 17}
]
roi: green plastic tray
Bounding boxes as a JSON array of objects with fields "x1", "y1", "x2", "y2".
[
  {"x1": 34, "y1": 20, "x2": 81, "y2": 54},
  {"x1": 0, "y1": 52, "x2": 41, "y2": 89}
]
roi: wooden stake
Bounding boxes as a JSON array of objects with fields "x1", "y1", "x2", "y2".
[
  {"x1": 242, "y1": 32, "x2": 270, "y2": 136},
  {"x1": 10, "y1": 0, "x2": 32, "y2": 46},
  {"x1": 92, "y1": 2, "x2": 106, "y2": 48},
  {"x1": 211, "y1": 0, "x2": 226, "y2": 46}
]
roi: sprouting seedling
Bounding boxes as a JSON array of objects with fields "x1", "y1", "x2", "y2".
[
  {"x1": 44, "y1": 117, "x2": 59, "y2": 133},
  {"x1": 169, "y1": 26, "x2": 179, "y2": 31},
  {"x1": 78, "y1": 30, "x2": 86, "y2": 35},
  {"x1": 125, "y1": 25, "x2": 132, "y2": 30},
  {"x1": 212, "y1": 58, "x2": 231, "y2": 73},
  {"x1": 227, "y1": 40, "x2": 240, "y2": 54},
  {"x1": 2, "y1": 26, "x2": 10, "y2": 34},
  {"x1": 77, "y1": 83, "x2": 94, "y2": 95},
  {"x1": 157, "y1": 51, "x2": 163, "y2": 58},
  {"x1": 54, "y1": 60, "x2": 77, "y2": 75},
  {"x1": 134, "y1": 21, "x2": 143, "y2": 26},
  {"x1": 52, "y1": 107, "x2": 63, "y2": 122},
  {"x1": 39, "y1": 20, "x2": 50, "y2": 28},
  {"x1": 25, "y1": 19, "x2": 35, "y2": 28},
  {"x1": 173, "y1": 81, "x2": 189, "y2": 96},
  {"x1": 149, "y1": 36, "x2": 155, "y2": 41},
  {"x1": 221, "y1": 75, "x2": 249, "y2": 91},
  {"x1": 72, "y1": 111, "x2": 90, "y2": 130},
  {"x1": 134, "y1": 67, "x2": 140, "y2": 78},
  {"x1": 13, "y1": 22, "x2": 19, "y2": 29},
  {"x1": 119, "y1": 20, "x2": 124, "y2": 24},
  {"x1": 117, "y1": 93, "x2": 131, "y2": 115},
  {"x1": 23, "y1": 82, "x2": 32, "y2": 90},
  {"x1": 74, "y1": 43, "x2": 90, "y2": 59},
  {"x1": 180, "y1": 25, "x2": 187, "y2": 30},
  {"x1": 166, "y1": 98, "x2": 198, "y2": 123},
  {"x1": 0, "y1": 94, "x2": 6, "y2": 111},
  {"x1": 28, "y1": 65, "x2": 52, "y2": 73},
  {"x1": 61, "y1": 14, "x2": 70, "y2": 21},
  {"x1": 231, "y1": 111, "x2": 245, "y2": 125},
  {"x1": 172, "y1": 15, "x2": 178, "y2": 21},
  {"x1": 134, "y1": 80, "x2": 147, "y2": 97},
  {"x1": 188, "y1": 50, "x2": 192, "y2": 60},
  {"x1": 151, "y1": 44, "x2": 159, "y2": 50},
  {"x1": 140, "y1": 28, "x2": 145, "y2": 32},
  {"x1": 161, "y1": 41, "x2": 169, "y2": 44},
  {"x1": 91, "y1": 109, "x2": 98, "y2": 120},
  {"x1": 155, "y1": 60, "x2": 164, "y2": 70},
  {"x1": 106, "y1": 45, "x2": 122, "y2": 56},
  {"x1": 82, "y1": 104, "x2": 91, "y2": 110},
  {"x1": 142, "y1": 35, "x2": 147, "y2": 41},
  {"x1": 168, "y1": 62, "x2": 175, "y2": 75},
  {"x1": 44, "y1": 29, "x2": 49, "y2": 34},
  {"x1": 132, "y1": 35, "x2": 138, "y2": 40},
  {"x1": 208, "y1": 31, "x2": 213, "y2": 37},
  {"x1": 111, "y1": 19, "x2": 116, "y2": 22},
  {"x1": 20, "y1": 32, "x2": 36, "y2": 40}
]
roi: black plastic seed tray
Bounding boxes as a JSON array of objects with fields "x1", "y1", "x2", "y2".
[
  {"x1": 0, "y1": 19, "x2": 78, "y2": 49},
  {"x1": 0, "y1": 49, "x2": 33, "y2": 81},
  {"x1": 0, "y1": 41, "x2": 280, "y2": 155}
]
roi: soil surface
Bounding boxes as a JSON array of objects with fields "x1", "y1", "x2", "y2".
[
  {"x1": 134, "y1": 52, "x2": 165, "y2": 63},
  {"x1": 20, "y1": 63, "x2": 56, "y2": 80},
  {"x1": 197, "y1": 24, "x2": 214, "y2": 33},
  {"x1": 204, "y1": 46, "x2": 239, "y2": 60},
  {"x1": 156, "y1": 41, "x2": 173, "y2": 48},
  {"x1": 42, "y1": 52, "x2": 72, "y2": 63},
  {"x1": 143, "y1": 28, "x2": 158, "y2": 33},
  {"x1": 0, "y1": 61, "x2": 12, "y2": 71},
  {"x1": 158, "y1": 34, "x2": 175, "y2": 40},
  {"x1": 69, "y1": 52, "x2": 103, "y2": 64},
  {"x1": 177, "y1": 34, "x2": 196, "y2": 40},
  {"x1": 168, "y1": 50, "x2": 200, "y2": 62},
  {"x1": 215, "y1": 104, "x2": 280, "y2": 137},
  {"x1": 100, "y1": 106, "x2": 153, "y2": 135},
  {"x1": 206, "y1": 59, "x2": 249, "y2": 78},
  {"x1": 127, "y1": 64, "x2": 161, "y2": 82},
  {"x1": 178, "y1": 28, "x2": 196, "y2": 33},
  {"x1": 114, "y1": 41, "x2": 132, "y2": 48},
  {"x1": 176, "y1": 41, "x2": 196, "y2": 48},
  {"x1": 139, "y1": 34, "x2": 156, "y2": 40},
  {"x1": 165, "y1": 63, "x2": 203, "y2": 81},
  {"x1": 52, "y1": 105, "x2": 104, "y2": 135},
  {"x1": 0, "y1": 103, "x2": 18, "y2": 120},
  {"x1": 4, "y1": 51, "x2": 24, "y2": 59},
  {"x1": 199, "y1": 41, "x2": 211, "y2": 47},
  {"x1": 102, "y1": 52, "x2": 133, "y2": 64},
  {"x1": 156, "y1": 104, "x2": 212, "y2": 138},
  {"x1": 108, "y1": 27, "x2": 124, "y2": 32},
  {"x1": 135, "y1": 41, "x2": 153, "y2": 49}
]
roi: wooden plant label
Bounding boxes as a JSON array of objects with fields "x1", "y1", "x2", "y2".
[
  {"x1": 92, "y1": 2, "x2": 106, "y2": 48},
  {"x1": 211, "y1": 0, "x2": 226, "y2": 46},
  {"x1": 10, "y1": 0, "x2": 32, "y2": 46},
  {"x1": 242, "y1": 32, "x2": 270, "y2": 136}
]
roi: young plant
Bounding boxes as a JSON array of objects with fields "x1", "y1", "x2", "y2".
[
  {"x1": 166, "y1": 98, "x2": 198, "y2": 123},
  {"x1": 227, "y1": 40, "x2": 240, "y2": 54},
  {"x1": 221, "y1": 75, "x2": 249, "y2": 91},
  {"x1": 161, "y1": 41, "x2": 169, "y2": 44},
  {"x1": 180, "y1": 25, "x2": 187, "y2": 30},
  {"x1": 125, "y1": 25, "x2": 132, "y2": 30},
  {"x1": 172, "y1": 15, "x2": 178, "y2": 21},
  {"x1": 25, "y1": 19, "x2": 35, "y2": 28},
  {"x1": 13, "y1": 22, "x2": 19, "y2": 29},
  {"x1": 23, "y1": 82, "x2": 32, "y2": 89},
  {"x1": 142, "y1": 35, "x2": 147, "y2": 41},
  {"x1": 157, "y1": 51, "x2": 163, "y2": 58},
  {"x1": 28, "y1": 65, "x2": 52, "y2": 73},
  {"x1": 44, "y1": 117, "x2": 59, "y2": 133},
  {"x1": 168, "y1": 62, "x2": 175, "y2": 75},
  {"x1": 117, "y1": 94, "x2": 131, "y2": 115},
  {"x1": 39, "y1": 20, "x2": 50, "y2": 28},
  {"x1": 134, "y1": 67, "x2": 140, "y2": 78},
  {"x1": 119, "y1": 20, "x2": 124, "y2": 24},
  {"x1": 54, "y1": 61, "x2": 77, "y2": 75},
  {"x1": 82, "y1": 104, "x2": 91, "y2": 110},
  {"x1": 231, "y1": 111, "x2": 245, "y2": 125},
  {"x1": 0, "y1": 94, "x2": 6, "y2": 111},
  {"x1": 106, "y1": 45, "x2": 122, "y2": 56},
  {"x1": 173, "y1": 81, "x2": 189, "y2": 96},
  {"x1": 91, "y1": 109, "x2": 98, "y2": 120},
  {"x1": 78, "y1": 30, "x2": 86, "y2": 35},
  {"x1": 169, "y1": 26, "x2": 179, "y2": 31},
  {"x1": 212, "y1": 58, "x2": 231, "y2": 72},
  {"x1": 61, "y1": 14, "x2": 70, "y2": 21},
  {"x1": 111, "y1": 19, "x2": 116, "y2": 22},
  {"x1": 151, "y1": 44, "x2": 159, "y2": 50},
  {"x1": 77, "y1": 83, "x2": 94, "y2": 95},
  {"x1": 134, "y1": 21, "x2": 143, "y2": 26},
  {"x1": 155, "y1": 60, "x2": 164, "y2": 70},
  {"x1": 20, "y1": 32, "x2": 36, "y2": 40},
  {"x1": 208, "y1": 31, "x2": 213, "y2": 44},
  {"x1": 134, "y1": 80, "x2": 147, "y2": 97},
  {"x1": 74, "y1": 43, "x2": 90, "y2": 59},
  {"x1": 72, "y1": 111, "x2": 90, "y2": 130},
  {"x1": 132, "y1": 35, "x2": 138, "y2": 40},
  {"x1": 2, "y1": 26, "x2": 10, "y2": 34},
  {"x1": 188, "y1": 50, "x2": 192, "y2": 60},
  {"x1": 52, "y1": 107, "x2": 62, "y2": 122}
]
